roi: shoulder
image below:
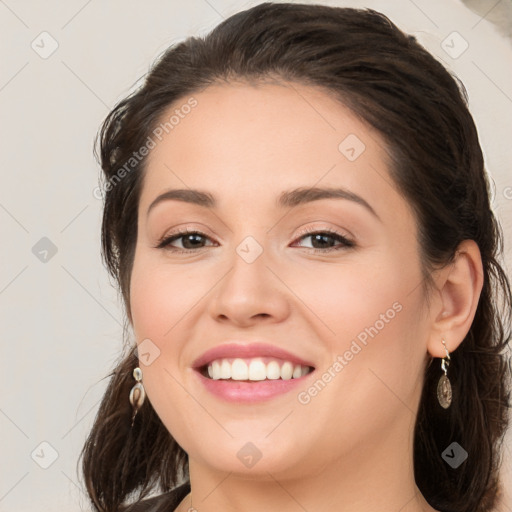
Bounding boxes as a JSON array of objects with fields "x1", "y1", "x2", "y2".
[{"x1": 118, "y1": 482, "x2": 191, "y2": 512}]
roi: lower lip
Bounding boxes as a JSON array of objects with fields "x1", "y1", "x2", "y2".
[{"x1": 194, "y1": 370, "x2": 315, "y2": 403}]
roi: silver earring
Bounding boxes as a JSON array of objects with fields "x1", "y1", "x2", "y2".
[
  {"x1": 436, "y1": 339, "x2": 452, "y2": 409},
  {"x1": 129, "y1": 367, "x2": 146, "y2": 426}
]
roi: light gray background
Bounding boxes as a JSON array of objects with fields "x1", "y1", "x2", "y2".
[{"x1": 1, "y1": 0, "x2": 511, "y2": 511}]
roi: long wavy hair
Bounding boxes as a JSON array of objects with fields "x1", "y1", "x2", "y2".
[{"x1": 79, "y1": 3, "x2": 512, "y2": 511}]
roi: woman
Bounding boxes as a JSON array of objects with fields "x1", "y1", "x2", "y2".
[{"x1": 80, "y1": 3, "x2": 512, "y2": 511}]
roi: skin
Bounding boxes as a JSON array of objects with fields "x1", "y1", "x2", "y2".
[{"x1": 129, "y1": 81, "x2": 483, "y2": 512}]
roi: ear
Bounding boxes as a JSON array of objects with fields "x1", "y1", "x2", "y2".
[{"x1": 426, "y1": 239, "x2": 484, "y2": 358}]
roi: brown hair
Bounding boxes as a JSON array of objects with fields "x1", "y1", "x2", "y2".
[{"x1": 79, "y1": 3, "x2": 512, "y2": 511}]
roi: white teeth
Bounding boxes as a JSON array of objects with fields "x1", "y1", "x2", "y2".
[
  {"x1": 206, "y1": 358, "x2": 312, "y2": 381},
  {"x1": 220, "y1": 359, "x2": 231, "y2": 379},
  {"x1": 281, "y1": 361, "x2": 293, "y2": 380},
  {"x1": 248, "y1": 359, "x2": 267, "y2": 381},
  {"x1": 212, "y1": 360, "x2": 221, "y2": 380},
  {"x1": 231, "y1": 359, "x2": 248, "y2": 380},
  {"x1": 266, "y1": 361, "x2": 281, "y2": 380}
]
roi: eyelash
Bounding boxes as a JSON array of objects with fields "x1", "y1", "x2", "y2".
[{"x1": 155, "y1": 226, "x2": 355, "y2": 254}]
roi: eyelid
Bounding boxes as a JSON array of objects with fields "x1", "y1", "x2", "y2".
[
  {"x1": 155, "y1": 222, "x2": 217, "y2": 242},
  {"x1": 292, "y1": 224, "x2": 353, "y2": 243}
]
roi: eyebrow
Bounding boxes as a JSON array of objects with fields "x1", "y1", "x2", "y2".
[{"x1": 146, "y1": 186, "x2": 380, "y2": 221}]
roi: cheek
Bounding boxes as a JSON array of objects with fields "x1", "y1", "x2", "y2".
[
  {"x1": 128, "y1": 255, "x2": 199, "y2": 437},
  {"x1": 301, "y1": 254, "x2": 427, "y2": 402},
  {"x1": 283, "y1": 254, "x2": 404, "y2": 340},
  {"x1": 300, "y1": 295, "x2": 426, "y2": 455},
  {"x1": 129, "y1": 255, "x2": 200, "y2": 343},
  {"x1": 128, "y1": 255, "x2": 194, "y2": 408}
]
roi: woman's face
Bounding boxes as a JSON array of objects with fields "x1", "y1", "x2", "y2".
[{"x1": 130, "y1": 82, "x2": 432, "y2": 479}]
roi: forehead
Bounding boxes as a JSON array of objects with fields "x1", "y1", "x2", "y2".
[
  {"x1": 139, "y1": 82, "x2": 401, "y2": 218},
  {"x1": 146, "y1": 81, "x2": 379, "y2": 164}
]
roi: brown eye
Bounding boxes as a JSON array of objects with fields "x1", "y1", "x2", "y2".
[
  {"x1": 292, "y1": 228, "x2": 354, "y2": 253},
  {"x1": 156, "y1": 230, "x2": 215, "y2": 252}
]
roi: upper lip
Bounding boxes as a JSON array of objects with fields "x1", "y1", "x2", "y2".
[{"x1": 192, "y1": 342, "x2": 316, "y2": 369}]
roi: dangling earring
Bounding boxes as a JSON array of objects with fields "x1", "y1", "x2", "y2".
[
  {"x1": 129, "y1": 367, "x2": 146, "y2": 426},
  {"x1": 436, "y1": 339, "x2": 452, "y2": 409}
]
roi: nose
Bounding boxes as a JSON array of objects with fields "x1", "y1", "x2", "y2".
[{"x1": 206, "y1": 239, "x2": 291, "y2": 327}]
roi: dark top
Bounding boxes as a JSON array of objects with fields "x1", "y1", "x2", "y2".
[{"x1": 119, "y1": 482, "x2": 191, "y2": 512}]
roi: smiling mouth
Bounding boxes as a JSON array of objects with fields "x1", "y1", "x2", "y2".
[{"x1": 197, "y1": 357, "x2": 315, "y2": 381}]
